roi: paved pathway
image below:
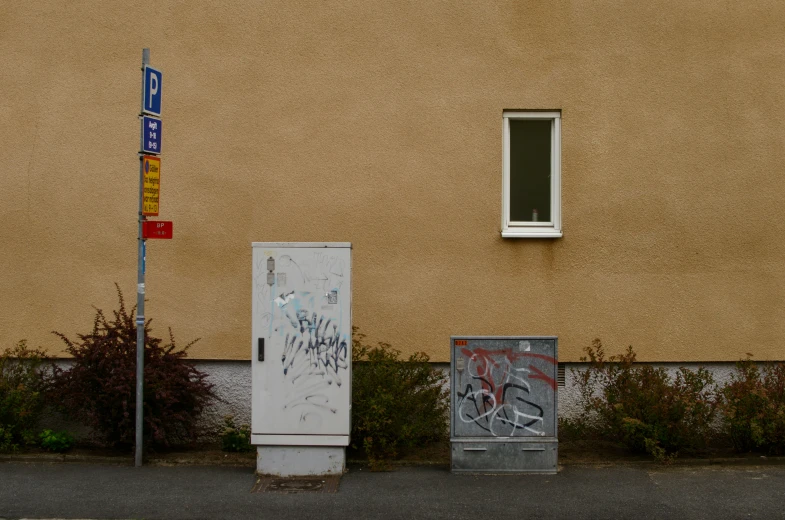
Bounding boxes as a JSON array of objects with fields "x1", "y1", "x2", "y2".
[{"x1": 1, "y1": 461, "x2": 785, "y2": 519}]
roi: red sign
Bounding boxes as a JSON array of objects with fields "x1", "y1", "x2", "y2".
[{"x1": 142, "y1": 220, "x2": 173, "y2": 239}]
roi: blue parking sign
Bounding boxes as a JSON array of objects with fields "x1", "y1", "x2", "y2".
[
  {"x1": 141, "y1": 116, "x2": 162, "y2": 154},
  {"x1": 143, "y1": 65, "x2": 162, "y2": 116}
]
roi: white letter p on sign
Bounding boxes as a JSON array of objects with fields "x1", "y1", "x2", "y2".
[{"x1": 149, "y1": 73, "x2": 159, "y2": 107}]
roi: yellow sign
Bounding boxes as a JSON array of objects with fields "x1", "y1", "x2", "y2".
[{"x1": 142, "y1": 156, "x2": 160, "y2": 216}]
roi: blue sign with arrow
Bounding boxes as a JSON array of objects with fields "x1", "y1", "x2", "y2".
[{"x1": 142, "y1": 65, "x2": 162, "y2": 116}]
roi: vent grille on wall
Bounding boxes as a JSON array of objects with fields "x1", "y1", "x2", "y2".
[{"x1": 557, "y1": 364, "x2": 566, "y2": 387}]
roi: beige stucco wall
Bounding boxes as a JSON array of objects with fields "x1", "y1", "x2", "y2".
[{"x1": 2, "y1": 1, "x2": 784, "y2": 362}]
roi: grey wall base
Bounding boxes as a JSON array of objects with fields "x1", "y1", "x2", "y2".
[
  {"x1": 451, "y1": 439, "x2": 558, "y2": 474},
  {"x1": 256, "y1": 446, "x2": 345, "y2": 477},
  {"x1": 48, "y1": 360, "x2": 744, "y2": 448}
]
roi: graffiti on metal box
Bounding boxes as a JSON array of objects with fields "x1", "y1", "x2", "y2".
[
  {"x1": 278, "y1": 300, "x2": 347, "y2": 424},
  {"x1": 253, "y1": 248, "x2": 350, "y2": 431},
  {"x1": 456, "y1": 348, "x2": 556, "y2": 437}
]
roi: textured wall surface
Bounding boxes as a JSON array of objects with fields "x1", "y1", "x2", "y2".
[
  {"x1": 558, "y1": 362, "x2": 738, "y2": 420},
  {"x1": 2, "y1": 1, "x2": 785, "y2": 362},
  {"x1": 43, "y1": 360, "x2": 252, "y2": 442},
  {"x1": 198, "y1": 361, "x2": 252, "y2": 439},
  {"x1": 205, "y1": 361, "x2": 739, "y2": 437},
  {"x1": 42, "y1": 361, "x2": 739, "y2": 441}
]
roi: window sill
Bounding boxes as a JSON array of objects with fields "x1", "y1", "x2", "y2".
[{"x1": 501, "y1": 228, "x2": 563, "y2": 238}]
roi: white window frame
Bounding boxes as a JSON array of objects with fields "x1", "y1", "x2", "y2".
[{"x1": 501, "y1": 110, "x2": 562, "y2": 238}]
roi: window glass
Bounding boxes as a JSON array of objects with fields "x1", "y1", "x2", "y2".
[{"x1": 509, "y1": 119, "x2": 551, "y2": 223}]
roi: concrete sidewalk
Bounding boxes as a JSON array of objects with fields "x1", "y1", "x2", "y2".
[{"x1": 1, "y1": 461, "x2": 784, "y2": 520}]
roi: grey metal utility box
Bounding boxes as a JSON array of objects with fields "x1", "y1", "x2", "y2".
[{"x1": 450, "y1": 336, "x2": 558, "y2": 474}]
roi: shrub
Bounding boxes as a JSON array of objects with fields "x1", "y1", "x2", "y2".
[
  {"x1": 51, "y1": 285, "x2": 215, "y2": 449},
  {"x1": 558, "y1": 416, "x2": 591, "y2": 442},
  {"x1": 0, "y1": 341, "x2": 51, "y2": 452},
  {"x1": 720, "y1": 357, "x2": 785, "y2": 454},
  {"x1": 351, "y1": 328, "x2": 449, "y2": 470},
  {"x1": 220, "y1": 415, "x2": 254, "y2": 452},
  {"x1": 573, "y1": 339, "x2": 717, "y2": 462},
  {"x1": 39, "y1": 429, "x2": 74, "y2": 453}
]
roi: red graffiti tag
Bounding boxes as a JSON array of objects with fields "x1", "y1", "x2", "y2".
[{"x1": 460, "y1": 347, "x2": 557, "y2": 403}]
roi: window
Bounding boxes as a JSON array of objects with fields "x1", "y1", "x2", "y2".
[{"x1": 501, "y1": 110, "x2": 562, "y2": 238}]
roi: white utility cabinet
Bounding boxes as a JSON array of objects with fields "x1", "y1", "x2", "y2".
[{"x1": 251, "y1": 243, "x2": 351, "y2": 476}]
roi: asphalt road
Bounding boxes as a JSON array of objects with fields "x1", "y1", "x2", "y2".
[{"x1": 1, "y1": 461, "x2": 785, "y2": 519}]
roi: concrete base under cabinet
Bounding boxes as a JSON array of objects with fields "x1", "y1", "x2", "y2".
[{"x1": 256, "y1": 446, "x2": 345, "y2": 477}]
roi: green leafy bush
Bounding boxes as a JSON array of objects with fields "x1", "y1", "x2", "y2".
[
  {"x1": 720, "y1": 357, "x2": 785, "y2": 454},
  {"x1": 558, "y1": 416, "x2": 591, "y2": 442},
  {"x1": 220, "y1": 415, "x2": 254, "y2": 452},
  {"x1": 51, "y1": 285, "x2": 215, "y2": 449},
  {"x1": 0, "y1": 341, "x2": 51, "y2": 452},
  {"x1": 39, "y1": 429, "x2": 74, "y2": 453},
  {"x1": 573, "y1": 339, "x2": 717, "y2": 462},
  {"x1": 351, "y1": 328, "x2": 449, "y2": 470}
]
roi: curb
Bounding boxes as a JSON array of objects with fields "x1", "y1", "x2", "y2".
[
  {"x1": 347, "y1": 459, "x2": 450, "y2": 468},
  {"x1": 3, "y1": 453, "x2": 784, "y2": 469},
  {"x1": 0, "y1": 454, "x2": 130, "y2": 465},
  {"x1": 0, "y1": 453, "x2": 255, "y2": 467},
  {"x1": 348, "y1": 455, "x2": 785, "y2": 469},
  {"x1": 556, "y1": 455, "x2": 785, "y2": 468}
]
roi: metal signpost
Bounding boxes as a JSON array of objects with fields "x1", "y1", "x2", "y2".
[{"x1": 136, "y1": 49, "x2": 168, "y2": 467}]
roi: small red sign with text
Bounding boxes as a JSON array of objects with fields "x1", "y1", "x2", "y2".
[{"x1": 142, "y1": 220, "x2": 173, "y2": 239}]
